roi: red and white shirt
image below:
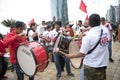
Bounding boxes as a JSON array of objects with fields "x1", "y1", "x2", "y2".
[{"x1": 80, "y1": 26, "x2": 110, "y2": 68}]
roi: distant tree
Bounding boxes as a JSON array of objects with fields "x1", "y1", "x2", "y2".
[{"x1": 1, "y1": 19, "x2": 16, "y2": 28}]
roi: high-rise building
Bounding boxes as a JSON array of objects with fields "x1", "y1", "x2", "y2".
[
  {"x1": 118, "y1": 0, "x2": 120, "y2": 5},
  {"x1": 50, "y1": 0, "x2": 68, "y2": 25},
  {"x1": 107, "y1": 5, "x2": 120, "y2": 23},
  {"x1": 114, "y1": 6, "x2": 119, "y2": 22}
]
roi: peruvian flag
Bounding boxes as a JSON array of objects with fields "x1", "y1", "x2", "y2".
[
  {"x1": 85, "y1": 15, "x2": 88, "y2": 21},
  {"x1": 79, "y1": 0, "x2": 88, "y2": 21},
  {"x1": 28, "y1": 18, "x2": 35, "y2": 26}
]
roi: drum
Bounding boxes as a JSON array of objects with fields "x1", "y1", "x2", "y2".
[
  {"x1": 16, "y1": 41, "x2": 48, "y2": 76},
  {"x1": 69, "y1": 40, "x2": 83, "y2": 69},
  {"x1": 58, "y1": 36, "x2": 72, "y2": 53},
  {"x1": 54, "y1": 34, "x2": 83, "y2": 69}
]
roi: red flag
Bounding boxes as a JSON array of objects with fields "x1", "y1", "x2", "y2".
[
  {"x1": 85, "y1": 15, "x2": 89, "y2": 21},
  {"x1": 79, "y1": 0, "x2": 87, "y2": 13},
  {"x1": 28, "y1": 18, "x2": 35, "y2": 26}
]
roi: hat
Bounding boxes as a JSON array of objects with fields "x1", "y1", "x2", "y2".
[
  {"x1": 15, "y1": 21, "x2": 25, "y2": 28},
  {"x1": 100, "y1": 17, "x2": 105, "y2": 21},
  {"x1": 55, "y1": 21, "x2": 62, "y2": 27}
]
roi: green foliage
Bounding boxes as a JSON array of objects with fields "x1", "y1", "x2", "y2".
[
  {"x1": 1, "y1": 19, "x2": 16, "y2": 28},
  {"x1": 5, "y1": 48, "x2": 9, "y2": 53}
]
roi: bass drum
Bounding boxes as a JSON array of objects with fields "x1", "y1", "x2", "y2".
[{"x1": 16, "y1": 41, "x2": 48, "y2": 77}]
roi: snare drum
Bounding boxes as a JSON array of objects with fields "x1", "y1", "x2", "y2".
[
  {"x1": 58, "y1": 36, "x2": 72, "y2": 53},
  {"x1": 16, "y1": 41, "x2": 48, "y2": 76},
  {"x1": 54, "y1": 34, "x2": 83, "y2": 69}
]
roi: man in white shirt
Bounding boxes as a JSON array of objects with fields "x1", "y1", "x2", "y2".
[
  {"x1": 62, "y1": 14, "x2": 109, "y2": 80},
  {"x1": 51, "y1": 21, "x2": 74, "y2": 80},
  {"x1": 74, "y1": 20, "x2": 84, "y2": 35},
  {"x1": 27, "y1": 23, "x2": 38, "y2": 42},
  {"x1": 101, "y1": 17, "x2": 114, "y2": 62},
  {"x1": 37, "y1": 21, "x2": 46, "y2": 42},
  {"x1": 42, "y1": 24, "x2": 53, "y2": 51}
]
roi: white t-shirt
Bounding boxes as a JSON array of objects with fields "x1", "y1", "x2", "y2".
[
  {"x1": 80, "y1": 26, "x2": 109, "y2": 67},
  {"x1": 48, "y1": 28, "x2": 63, "y2": 45},
  {"x1": 105, "y1": 23, "x2": 112, "y2": 31},
  {"x1": 28, "y1": 30, "x2": 34, "y2": 41},
  {"x1": 49, "y1": 29, "x2": 58, "y2": 44},
  {"x1": 37, "y1": 25, "x2": 46, "y2": 35},
  {"x1": 101, "y1": 23, "x2": 112, "y2": 33},
  {"x1": 76, "y1": 26, "x2": 85, "y2": 35},
  {"x1": 37, "y1": 25, "x2": 46, "y2": 42},
  {"x1": 43, "y1": 30, "x2": 52, "y2": 46},
  {"x1": 101, "y1": 23, "x2": 112, "y2": 41}
]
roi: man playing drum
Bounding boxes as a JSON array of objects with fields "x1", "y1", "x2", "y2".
[
  {"x1": 3, "y1": 21, "x2": 34, "y2": 80},
  {"x1": 3, "y1": 21, "x2": 26, "y2": 80},
  {"x1": 54, "y1": 14, "x2": 110, "y2": 80},
  {"x1": 51, "y1": 21, "x2": 74, "y2": 80}
]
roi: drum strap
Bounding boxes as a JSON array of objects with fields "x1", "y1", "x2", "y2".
[{"x1": 87, "y1": 29, "x2": 103, "y2": 55}]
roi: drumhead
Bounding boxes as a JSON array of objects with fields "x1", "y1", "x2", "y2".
[
  {"x1": 16, "y1": 45, "x2": 37, "y2": 76},
  {"x1": 69, "y1": 40, "x2": 82, "y2": 69}
]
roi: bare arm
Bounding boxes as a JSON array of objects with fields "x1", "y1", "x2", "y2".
[
  {"x1": 109, "y1": 30, "x2": 113, "y2": 41},
  {"x1": 66, "y1": 52, "x2": 85, "y2": 59},
  {"x1": 57, "y1": 50, "x2": 85, "y2": 59}
]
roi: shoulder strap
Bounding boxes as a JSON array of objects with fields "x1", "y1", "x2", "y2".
[
  {"x1": 26, "y1": 28, "x2": 31, "y2": 41},
  {"x1": 87, "y1": 29, "x2": 103, "y2": 55}
]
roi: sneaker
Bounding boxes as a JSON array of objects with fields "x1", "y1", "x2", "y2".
[
  {"x1": 109, "y1": 58, "x2": 114, "y2": 62},
  {"x1": 68, "y1": 73, "x2": 75, "y2": 77},
  {"x1": 56, "y1": 74, "x2": 61, "y2": 80}
]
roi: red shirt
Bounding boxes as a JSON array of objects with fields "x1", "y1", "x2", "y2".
[
  {"x1": 69, "y1": 28, "x2": 74, "y2": 37},
  {"x1": 3, "y1": 31, "x2": 26, "y2": 63},
  {"x1": 0, "y1": 38, "x2": 6, "y2": 57}
]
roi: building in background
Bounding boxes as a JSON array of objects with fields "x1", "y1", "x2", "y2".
[
  {"x1": 118, "y1": 0, "x2": 120, "y2": 5},
  {"x1": 50, "y1": 0, "x2": 68, "y2": 26},
  {"x1": 106, "y1": 5, "x2": 115, "y2": 23},
  {"x1": 106, "y1": 4, "x2": 120, "y2": 23}
]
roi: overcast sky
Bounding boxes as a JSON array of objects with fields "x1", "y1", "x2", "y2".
[{"x1": 0, "y1": 0, "x2": 118, "y2": 34}]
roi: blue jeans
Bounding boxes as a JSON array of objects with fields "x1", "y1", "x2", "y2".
[
  {"x1": 108, "y1": 41, "x2": 112, "y2": 59},
  {"x1": 13, "y1": 63, "x2": 24, "y2": 80},
  {"x1": 13, "y1": 64, "x2": 34, "y2": 80},
  {"x1": 53, "y1": 53, "x2": 71, "y2": 75},
  {"x1": 80, "y1": 65, "x2": 84, "y2": 80}
]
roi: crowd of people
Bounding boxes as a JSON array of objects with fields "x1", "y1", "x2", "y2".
[{"x1": 0, "y1": 14, "x2": 120, "y2": 80}]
